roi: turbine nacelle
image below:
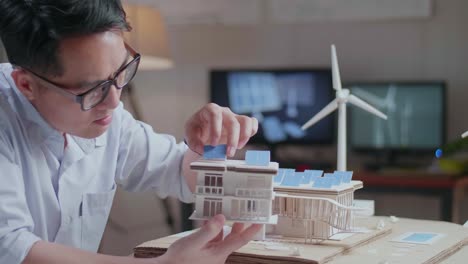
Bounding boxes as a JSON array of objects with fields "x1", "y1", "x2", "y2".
[{"x1": 336, "y1": 89, "x2": 350, "y2": 102}]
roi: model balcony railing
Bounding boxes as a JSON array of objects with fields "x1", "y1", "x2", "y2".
[
  {"x1": 273, "y1": 193, "x2": 363, "y2": 231},
  {"x1": 235, "y1": 188, "x2": 272, "y2": 199},
  {"x1": 238, "y1": 210, "x2": 268, "y2": 219},
  {"x1": 196, "y1": 185, "x2": 224, "y2": 196}
]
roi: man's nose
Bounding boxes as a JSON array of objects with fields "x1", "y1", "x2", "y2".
[{"x1": 99, "y1": 84, "x2": 121, "y2": 110}]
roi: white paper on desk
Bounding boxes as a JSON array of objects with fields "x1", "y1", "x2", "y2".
[{"x1": 391, "y1": 232, "x2": 445, "y2": 245}]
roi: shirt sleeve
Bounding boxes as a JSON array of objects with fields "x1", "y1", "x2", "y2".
[
  {"x1": 0, "y1": 131, "x2": 41, "y2": 264},
  {"x1": 114, "y1": 106, "x2": 194, "y2": 203}
]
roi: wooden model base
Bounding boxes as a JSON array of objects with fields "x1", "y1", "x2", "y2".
[{"x1": 134, "y1": 217, "x2": 468, "y2": 264}]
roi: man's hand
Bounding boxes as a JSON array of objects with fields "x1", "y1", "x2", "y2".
[
  {"x1": 157, "y1": 214, "x2": 262, "y2": 264},
  {"x1": 184, "y1": 103, "x2": 258, "y2": 157}
]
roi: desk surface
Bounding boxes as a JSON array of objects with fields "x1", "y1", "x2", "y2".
[
  {"x1": 330, "y1": 217, "x2": 467, "y2": 264},
  {"x1": 134, "y1": 216, "x2": 468, "y2": 264}
]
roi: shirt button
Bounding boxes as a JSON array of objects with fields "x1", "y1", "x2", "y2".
[{"x1": 64, "y1": 215, "x2": 72, "y2": 225}]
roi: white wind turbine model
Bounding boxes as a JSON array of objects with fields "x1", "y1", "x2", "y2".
[{"x1": 301, "y1": 45, "x2": 388, "y2": 171}]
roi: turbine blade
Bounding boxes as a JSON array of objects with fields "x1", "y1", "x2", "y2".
[
  {"x1": 302, "y1": 98, "x2": 339, "y2": 130},
  {"x1": 331, "y1": 44, "x2": 342, "y2": 91},
  {"x1": 352, "y1": 88, "x2": 385, "y2": 107},
  {"x1": 462, "y1": 130, "x2": 468, "y2": 138},
  {"x1": 348, "y1": 94, "x2": 388, "y2": 120}
]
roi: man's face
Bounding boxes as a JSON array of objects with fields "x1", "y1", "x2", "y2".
[{"x1": 26, "y1": 31, "x2": 128, "y2": 138}]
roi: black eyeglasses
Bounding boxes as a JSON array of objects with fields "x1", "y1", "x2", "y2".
[{"x1": 21, "y1": 43, "x2": 141, "y2": 111}]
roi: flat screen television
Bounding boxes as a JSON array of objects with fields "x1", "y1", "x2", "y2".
[
  {"x1": 348, "y1": 81, "x2": 446, "y2": 166},
  {"x1": 210, "y1": 69, "x2": 335, "y2": 146}
]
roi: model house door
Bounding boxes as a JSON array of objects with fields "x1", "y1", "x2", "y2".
[{"x1": 203, "y1": 198, "x2": 222, "y2": 217}]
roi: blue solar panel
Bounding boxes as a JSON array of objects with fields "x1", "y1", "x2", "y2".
[
  {"x1": 312, "y1": 177, "x2": 333, "y2": 188},
  {"x1": 274, "y1": 169, "x2": 286, "y2": 183},
  {"x1": 324, "y1": 173, "x2": 341, "y2": 186},
  {"x1": 303, "y1": 170, "x2": 323, "y2": 185},
  {"x1": 203, "y1": 145, "x2": 227, "y2": 160},
  {"x1": 334, "y1": 171, "x2": 353, "y2": 183},
  {"x1": 280, "y1": 169, "x2": 301, "y2": 187},
  {"x1": 296, "y1": 172, "x2": 305, "y2": 184},
  {"x1": 245, "y1": 150, "x2": 271, "y2": 166}
]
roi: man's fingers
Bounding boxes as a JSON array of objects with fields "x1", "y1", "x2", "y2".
[
  {"x1": 237, "y1": 116, "x2": 252, "y2": 149},
  {"x1": 230, "y1": 222, "x2": 245, "y2": 234},
  {"x1": 219, "y1": 224, "x2": 263, "y2": 255},
  {"x1": 209, "y1": 228, "x2": 224, "y2": 243},
  {"x1": 201, "y1": 104, "x2": 223, "y2": 145},
  {"x1": 184, "y1": 126, "x2": 204, "y2": 155},
  {"x1": 185, "y1": 103, "x2": 258, "y2": 156},
  {"x1": 184, "y1": 214, "x2": 225, "y2": 246},
  {"x1": 222, "y1": 111, "x2": 240, "y2": 157},
  {"x1": 251, "y1": 117, "x2": 258, "y2": 136}
]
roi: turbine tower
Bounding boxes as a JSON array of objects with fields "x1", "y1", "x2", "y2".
[{"x1": 301, "y1": 45, "x2": 388, "y2": 171}]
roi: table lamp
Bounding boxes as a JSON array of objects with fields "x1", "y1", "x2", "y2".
[
  {"x1": 123, "y1": 4, "x2": 173, "y2": 70},
  {"x1": 120, "y1": 4, "x2": 173, "y2": 119}
]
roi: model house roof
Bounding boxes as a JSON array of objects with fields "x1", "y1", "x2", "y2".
[
  {"x1": 191, "y1": 159, "x2": 279, "y2": 174},
  {"x1": 192, "y1": 149, "x2": 278, "y2": 174}
]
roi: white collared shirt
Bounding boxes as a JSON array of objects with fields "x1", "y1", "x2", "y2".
[{"x1": 0, "y1": 63, "x2": 193, "y2": 264}]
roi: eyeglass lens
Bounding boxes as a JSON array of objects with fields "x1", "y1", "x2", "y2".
[{"x1": 82, "y1": 59, "x2": 139, "y2": 110}]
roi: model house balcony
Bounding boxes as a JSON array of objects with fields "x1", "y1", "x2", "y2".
[
  {"x1": 235, "y1": 188, "x2": 272, "y2": 199},
  {"x1": 196, "y1": 185, "x2": 224, "y2": 196},
  {"x1": 238, "y1": 211, "x2": 268, "y2": 220}
]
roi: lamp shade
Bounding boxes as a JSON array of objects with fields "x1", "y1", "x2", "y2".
[{"x1": 123, "y1": 4, "x2": 173, "y2": 70}]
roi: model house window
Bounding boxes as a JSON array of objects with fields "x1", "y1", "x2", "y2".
[
  {"x1": 204, "y1": 173, "x2": 223, "y2": 186},
  {"x1": 203, "y1": 198, "x2": 222, "y2": 217},
  {"x1": 203, "y1": 173, "x2": 223, "y2": 194},
  {"x1": 247, "y1": 200, "x2": 257, "y2": 212}
]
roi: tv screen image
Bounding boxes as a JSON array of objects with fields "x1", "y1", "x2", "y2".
[
  {"x1": 348, "y1": 82, "x2": 445, "y2": 152},
  {"x1": 210, "y1": 69, "x2": 335, "y2": 145}
]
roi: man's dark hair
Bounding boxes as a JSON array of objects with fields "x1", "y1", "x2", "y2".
[{"x1": 0, "y1": 0, "x2": 131, "y2": 76}]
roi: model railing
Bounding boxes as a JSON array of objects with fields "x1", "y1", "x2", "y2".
[
  {"x1": 196, "y1": 185, "x2": 224, "y2": 196},
  {"x1": 273, "y1": 193, "x2": 363, "y2": 231},
  {"x1": 230, "y1": 198, "x2": 270, "y2": 220},
  {"x1": 235, "y1": 188, "x2": 272, "y2": 199}
]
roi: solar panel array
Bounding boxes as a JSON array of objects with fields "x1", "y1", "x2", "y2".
[
  {"x1": 274, "y1": 169, "x2": 353, "y2": 189},
  {"x1": 201, "y1": 146, "x2": 354, "y2": 190}
]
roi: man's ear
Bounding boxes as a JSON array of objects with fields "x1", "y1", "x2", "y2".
[{"x1": 11, "y1": 69, "x2": 37, "y2": 101}]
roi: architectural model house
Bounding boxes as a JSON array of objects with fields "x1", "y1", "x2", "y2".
[
  {"x1": 190, "y1": 145, "x2": 363, "y2": 242},
  {"x1": 189, "y1": 147, "x2": 279, "y2": 239}
]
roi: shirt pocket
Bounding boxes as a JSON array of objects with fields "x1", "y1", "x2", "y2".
[{"x1": 80, "y1": 182, "x2": 116, "y2": 252}]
